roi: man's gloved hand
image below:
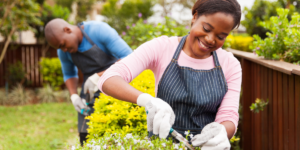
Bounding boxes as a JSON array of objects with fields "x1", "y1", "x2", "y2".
[
  {"x1": 71, "y1": 94, "x2": 87, "y2": 114},
  {"x1": 83, "y1": 73, "x2": 100, "y2": 100},
  {"x1": 137, "y1": 93, "x2": 175, "y2": 139},
  {"x1": 191, "y1": 122, "x2": 230, "y2": 150}
]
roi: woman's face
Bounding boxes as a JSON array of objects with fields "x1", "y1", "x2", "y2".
[{"x1": 185, "y1": 12, "x2": 235, "y2": 59}]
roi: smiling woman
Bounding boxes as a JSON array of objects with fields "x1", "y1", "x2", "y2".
[{"x1": 98, "y1": 0, "x2": 242, "y2": 149}]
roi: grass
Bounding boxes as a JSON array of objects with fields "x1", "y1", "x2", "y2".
[{"x1": 0, "y1": 103, "x2": 78, "y2": 150}]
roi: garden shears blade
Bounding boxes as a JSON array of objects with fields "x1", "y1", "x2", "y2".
[
  {"x1": 146, "y1": 111, "x2": 195, "y2": 150},
  {"x1": 81, "y1": 92, "x2": 91, "y2": 116},
  {"x1": 169, "y1": 128, "x2": 195, "y2": 150}
]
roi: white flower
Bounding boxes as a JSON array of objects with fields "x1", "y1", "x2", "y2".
[
  {"x1": 93, "y1": 145, "x2": 101, "y2": 150},
  {"x1": 71, "y1": 146, "x2": 76, "y2": 150},
  {"x1": 133, "y1": 139, "x2": 140, "y2": 144},
  {"x1": 148, "y1": 141, "x2": 153, "y2": 147},
  {"x1": 103, "y1": 144, "x2": 107, "y2": 149},
  {"x1": 189, "y1": 134, "x2": 194, "y2": 139},
  {"x1": 125, "y1": 133, "x2": 133, "y2": 139},
  {"x1": 162, "y1": 143, "x2": 166, "y2": 147},
  {"x1": 174, "y1": 144, "x2": 179, "y2": 149},
  {"x1": 115, "y1": 139, "x2": 119, "y2": 143},
  {"x1": 117, "y1": 142, "x2": 122, "y2": 146},
  {"x1": 184, "y1": 131, "x2": 189, "y2": 135},
  {"x1": 121, "y1": 146, "x2": 125, "y2": 150},
  {"x1": 179, "y1": 148, "x2": 183, "y2": 150}
]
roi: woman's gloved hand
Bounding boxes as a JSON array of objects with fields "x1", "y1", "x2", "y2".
[
  {"x1": 83, "y1": 73, "x2": 101, "y2": 99},
  {"x1": 137, "y1": 93, "x2": 175, "y2": 139},
  {"x1": 191, "y1": 122, "x2": 230, "y2": 150}
]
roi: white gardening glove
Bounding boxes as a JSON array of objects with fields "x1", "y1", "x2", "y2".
[
  {"x1": 191, "y1": 122, "x2": 230, "y2": 150},
  {"x1": 137, "y1": 93, "x2": 175, "y2": 139},
  {"x1": 83, "y1": 73, "x2": 100, "y2": 101},
  {"x1": 70, "y1": 94, "x2": 88, "y2": 114}
]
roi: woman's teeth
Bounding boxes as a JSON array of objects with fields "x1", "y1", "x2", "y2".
[{"x1": 199, "y1": 40, "x2": 209, "y2": 49}]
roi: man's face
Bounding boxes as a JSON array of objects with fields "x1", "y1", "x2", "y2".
[{"x1": 48, "y1": 27, "x2": 79, "y2": 53}]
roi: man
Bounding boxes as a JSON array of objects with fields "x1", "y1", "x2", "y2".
[{"x1": 44, "y1": 18, "x2": 132, "y2": 146}]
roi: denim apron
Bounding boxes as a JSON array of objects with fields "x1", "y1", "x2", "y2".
[
  {"x1": 71, "y1": 22, "x2": 118, "y2": 133},
  {"x1": 152, "y1": 35, "x2": 228, "y2": 141}
]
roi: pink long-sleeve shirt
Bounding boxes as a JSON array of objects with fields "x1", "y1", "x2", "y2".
[{"x1": 98, "y1": 36, "x2": 242, "y2": 130}]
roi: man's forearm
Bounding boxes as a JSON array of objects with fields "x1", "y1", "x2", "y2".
[{"x1": 65, "y1": 78, "x2": 79, "y2": 95}]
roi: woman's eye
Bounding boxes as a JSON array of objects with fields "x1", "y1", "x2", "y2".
[
  {"x1": 203, "y1": 26, "x2": 209, "y2": 32},
  {"x1": 218, "y1": 36, "x2": 225, "y2": 40}
]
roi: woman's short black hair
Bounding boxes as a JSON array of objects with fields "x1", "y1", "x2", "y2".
[{"x1": 192, "y1": 0, "x2": 241, "y2": 29}]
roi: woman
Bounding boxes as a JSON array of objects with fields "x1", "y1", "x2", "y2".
[{"x1": 98, "y1": 0, "x2": 242, "y2": 149}]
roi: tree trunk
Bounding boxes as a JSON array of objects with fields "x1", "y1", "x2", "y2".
[{"x1": 0, "y1": 26, "x2": 16, "y2": 64}]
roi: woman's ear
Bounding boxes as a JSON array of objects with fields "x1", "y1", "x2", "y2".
[
  {"x1": 63, "y1": 27, "x2": 72, "y2": 34},
  {"x1": 191, "y1": 12, "x2": 198, "y2": 26}
]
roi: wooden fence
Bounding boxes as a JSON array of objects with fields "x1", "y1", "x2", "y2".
[
  {"x1": 0, "y1": 44, "x2": 58, "y2": 87},
  {"x1": 228, "y1": 49, "x2": 300, "y2": 150}
]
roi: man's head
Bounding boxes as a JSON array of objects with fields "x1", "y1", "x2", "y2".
[{"x1": 45, "y1": 18, "x2": 82, "y2": 53}]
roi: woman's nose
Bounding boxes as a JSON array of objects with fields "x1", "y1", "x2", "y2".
[{"x1": 205, "y1": 35, "x2": 215, "y2": 45}]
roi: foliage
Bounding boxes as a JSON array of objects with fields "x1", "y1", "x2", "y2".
[
  {"x1": 6, "y1": 84, "x2": 34, "y2": 105},
  {"x1": 252, "y1": 8, "x2": 300, "y2": 64},
  {"x1": 32, "y1": 1, "x2": 71, "y2": 43},
  {"x1": 224, "y1": 34, "x2": 254, "y2": 52},
  {"x1": 37, "y1": 84, "x2": 60, "y2": 103},
  {"x1": 39, "y1": 58, "x2": 64, "y2": 91},
  {"x1": 0, "y1": 0, "x2": 43, "y2": 64},
  {"x1": 0, "y1": 103, "x2": 77, "y2": 150},
  {"x1": 0, "y1": 89, "x2": 7, "y2": 105},
  {"x1": 72, "y1": 133, "x2": 200, "y2": 150},
  {"x1": 101, "y1": 0, "x2": 154, "y2": 33},
  {"x1": 241, "y1": 0, "x2": 298, "y2": 39},
  {"x1": 5, "y1": 61, "x2": 26, "y2": 88},
  {"x1": 250, "y1": 98, "x2": 269, "y2": 113},
  {"x1": 86, "y1": 70, "x2": 155, "y2": 140},
  {"x1": 122, "y1": 17, "x2": 189, "y2": 50},
  {"x1": 241, "y1": 0, "x2": 280, "y2": 39},
  {"x1": 54, "y1": 0, "x2": 96, "y2": 23}
]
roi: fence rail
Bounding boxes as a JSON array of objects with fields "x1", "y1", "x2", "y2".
[{"x1": 228, "y1": 49, "x2": 300, "y2": 150}]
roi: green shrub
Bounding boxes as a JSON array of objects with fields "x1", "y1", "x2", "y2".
[
  {"x1": 39, "y1": 58, "x2": 64, "y2": 90},
  {"x1": 252, "y1": 8, "x2": 300, "y2": 64},
  {"x1": 86, "y1": 70, "x2": 155, "y2": 140},
  {"x1": 122, "y1": 16, "x2": 189, "y2": 50},
  {"x1": 5, "y1": 61, "x2": 26, "y2": 88},
  {"x1": 101, "y1": 0, "x2": 154, "y2": 33},
  {"x1": 241, "y1": 0, "x2": 298, "y2": 39},
  {"x1": 37, "y1": 84, "x2": 59, "y2": 103},
  {"x1": 72, "y1": 133, "x2": 200, "y2": 150}
]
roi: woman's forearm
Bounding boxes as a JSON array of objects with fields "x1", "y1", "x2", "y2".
[
  {"x1": 220, "y1": 121, "x2": 236, "y2": 139},
  {"x1": 102, "y1": 76, "x2": 142, "y2": 103}
]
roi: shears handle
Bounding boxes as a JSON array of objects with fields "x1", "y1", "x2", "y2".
[{"x1": 81, "y1": 107, "x2": 91, "y2": 116}]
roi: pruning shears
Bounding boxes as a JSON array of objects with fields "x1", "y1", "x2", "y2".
[
  {"x1": 146, "y1": 111, "x2": 195, "y2": 150},
  {"x1": 81, "y1": 92, "x2": 91, "y2": 116}
]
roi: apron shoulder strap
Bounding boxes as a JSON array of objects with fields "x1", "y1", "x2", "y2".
[
  {"x1": 77, "y1": 22, "x2": 96, "y2": 46},
  {"x1": 173, "y1": 35, "x2": 188, "y2": 60}
]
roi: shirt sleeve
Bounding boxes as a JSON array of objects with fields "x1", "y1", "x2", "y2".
[
  {"x1": 98, "y1": 36, "x2": 169, "y2": 95},
  {"x1": 97, "y1": 23, "x2": 132, "y2": 59},
  {"x1": 214, "y1": 54, "x2": 242, "y2": 133},
  {"x1": 57, "y1": 49, "x2": 78, "y2": 82}
]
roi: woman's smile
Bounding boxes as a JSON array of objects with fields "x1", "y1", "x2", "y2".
[{"x1": 198, "y1": 38, "x2": 212, "y2": 52}]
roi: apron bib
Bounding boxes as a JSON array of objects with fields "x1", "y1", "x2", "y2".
[
  {"x1": 152, "y1": 35, "x2": 228, "y2": 140},
  {"x1": 71, "y1": 22, "x2": 118, "y2": 133}
]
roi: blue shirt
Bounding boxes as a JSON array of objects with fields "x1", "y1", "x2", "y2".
[{"x1": 57, "y1": 21, "x2": 132, "y2": 81}]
